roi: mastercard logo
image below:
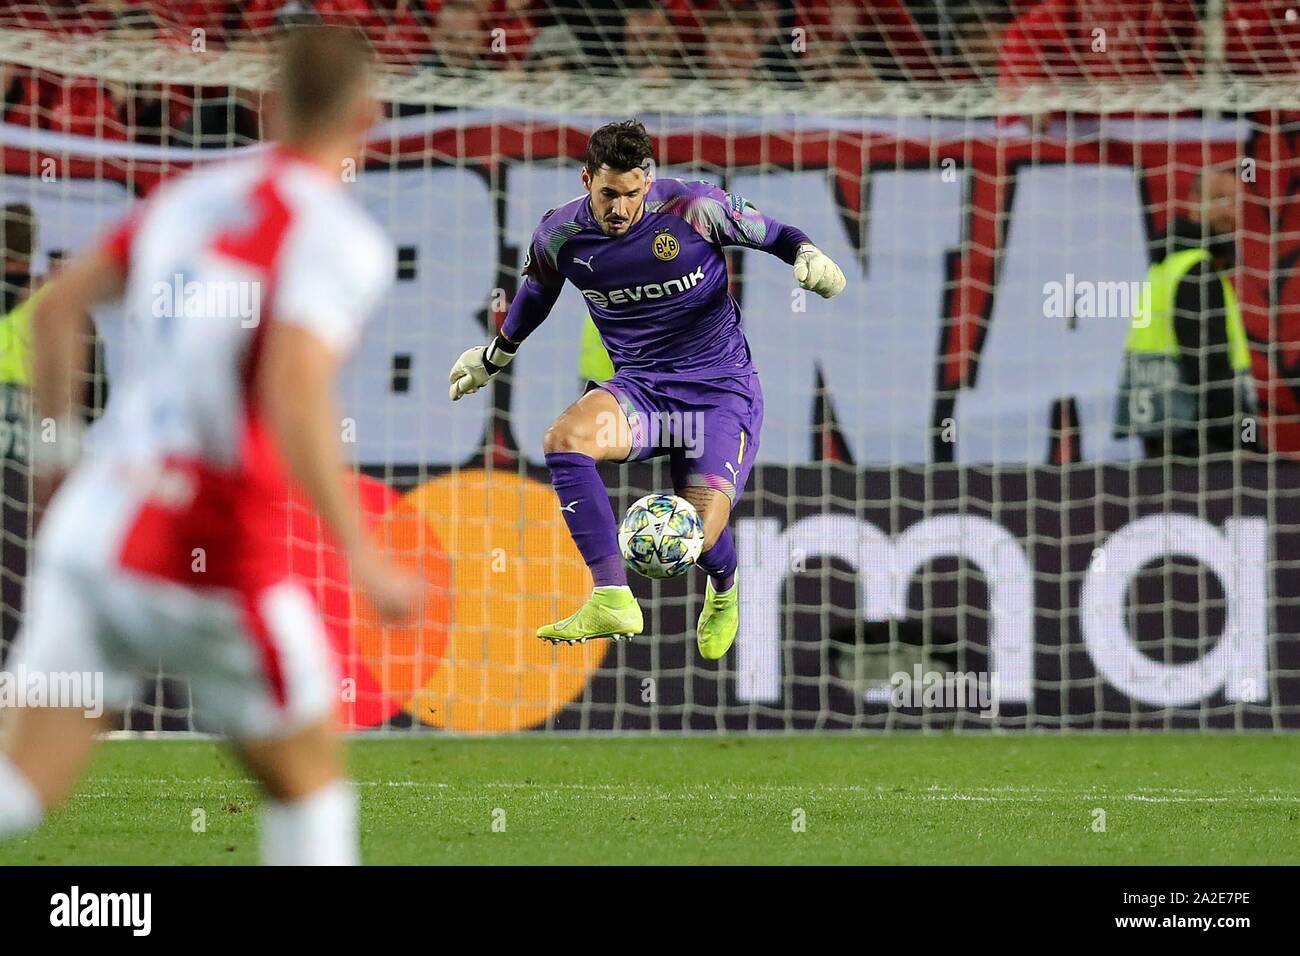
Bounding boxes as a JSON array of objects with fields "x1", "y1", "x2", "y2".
[{"x1": 286, "y1": 469, "x2": 609, "y2": 733}]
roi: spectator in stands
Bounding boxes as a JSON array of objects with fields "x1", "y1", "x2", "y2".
[
  {"x1": 1114, "y1": 166, "x2": 1258, "y2": 459},
  {"x1": 998, "y1": 0, "x2": 1200, "y2": 131},
  {"x1": 182, "y1": 85, "x2": 260, "y2": 147},
  {"x1": 527, "y1": 22, "x2": 587, "y2": 75},
  {"x1": 1225, "y1": 0, "x2": 1300, "y2": 76},
  {"x1": 143, "y1": 1, "x2": 244, "y2": 48},
  {"x1": 241, "y1": 0, "x2": 324, "y2": 38},
  {"x1": 489, "y1": 0, "x2": 544, "y2": 68},
  {"x1": 421, "y1": 0, "x2": 488, "y2": 74},
  {"x1": 790, "y1": 0, "x2": 938, "y2": 84},
  {"x1": 699, "y1": 3, "x2": 770, "y2": 83},
  {"x1": 102, "y1": 4, "x2": 196, "y2": 145},
  {"x1": 794, "y1": 2, "x2": 886, "y2": 88},
  {"x1": 622, "y1": 0, "x2": 679, "y2": 84},
  {"x1": 1, "y1": 64, "x2": 41, "y2": 128},
  {"x1": 46, "y1": 78, "x2": 126, "y2": 140},
  {"x1": 947, "y1": 1, "x2": 1014, "y2": 81},
  {"x1": 367, "y1": 1, "x2": 436, "y2": 66}
]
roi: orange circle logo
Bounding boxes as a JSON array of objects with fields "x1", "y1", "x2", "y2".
[
  {"x1": 352, "y1": 492, "x2": 453, "y2": 721},
  {"x1": 399, "y1": 469, "x2": 608, "y2": 732}
]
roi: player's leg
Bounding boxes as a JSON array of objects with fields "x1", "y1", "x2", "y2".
[
  {"x1": 0, "y1": 707, "x2": 115, "y2": 838},
  {"x1": 231, "y1": 717, "x2": 356, "y2": 866},
  {"x1": 672, "y1": 378, "x2": 763, "y2": 660},
  {"x1": 678, "y1": 485, "x2": 734, "y2": 576},
  {"x1": 188, "y1": 580, "x2": 358, "y2": 866},
  {"x1": 543, "y1": 385, "x2": 632, "y2": 589},
  {"x1": 537, "y1": 383, "x2": 645, "y2": 644},
  {"x1": 0, "y1": 564, "x2": 123, "y2": 839}
]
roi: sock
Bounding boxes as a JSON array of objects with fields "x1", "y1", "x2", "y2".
[
  {"x1": 259, "y1": 779, "x2": 359, "y2": 866},
  {"x1": 545, "y1": 451, "x2": 626, "y2": 588},
  {"x1": 0, "y1": 754, "x2": 44, "y2": 839},
  {"x1": 699, "y1": 528, "x2": 737, "y2": 593}
]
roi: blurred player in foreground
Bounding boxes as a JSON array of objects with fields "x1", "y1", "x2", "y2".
[
  {"x1": 449, "y1": 120, "x2": 845, "y2": 659},
  {"x1": 0, "y1": 26, "x2": 418, "y2": 865}
]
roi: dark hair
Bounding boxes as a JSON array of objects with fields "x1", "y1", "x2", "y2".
[{"x1": 585, "y1": 120, "x2": 653, "y2": 175}]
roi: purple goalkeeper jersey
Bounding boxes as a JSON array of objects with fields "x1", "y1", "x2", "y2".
[{"x1": 502, "y1": 177, "x2": 810, "y2": 377}]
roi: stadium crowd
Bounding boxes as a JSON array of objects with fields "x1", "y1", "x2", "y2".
[{"x1": 2, "y1": 1, "x2": 1300, "y2": 143}]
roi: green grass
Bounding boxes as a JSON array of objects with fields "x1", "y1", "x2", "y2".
[{"x1": 2, "y1": 736, "x2": 1298, "y2": 865}]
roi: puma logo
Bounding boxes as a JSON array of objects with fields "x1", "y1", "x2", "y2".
[
  {"x1": 573, "y1": 255, "x2": 596, "y2": 272},
  {"x1": 560, "y1": 500, "x2": 580, "y2": 513},
  {"x1": 724, "y1": 462, "x2": 739, "y2": 487}
]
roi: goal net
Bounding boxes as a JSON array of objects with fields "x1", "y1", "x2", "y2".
[{"x1": 1, "y1": 1, "x2": 1298, "y2": 733}]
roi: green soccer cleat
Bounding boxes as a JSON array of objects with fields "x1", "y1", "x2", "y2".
[
  {"x1": 697, "y1": 576, "x2": 739, "y2": 660},
  {"x1": 537, "y1": 587, "x2": 644, "y2": 645}
]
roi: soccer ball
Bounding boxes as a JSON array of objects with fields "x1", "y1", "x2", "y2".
[{"x1": 618, "y1": 494, "x2": 705, "y2": 579}]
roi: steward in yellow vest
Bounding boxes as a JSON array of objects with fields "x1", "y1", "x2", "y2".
[
  {"x1": 1114, "y1": 213, "x2": 1255, "y2": 458},
  {"x1": 0, "y1": 201, "x2": 35, "y2": 652},
  {"x1": 0, "y1": 286, "x2": 35, "y2": 466},
  {"x1": 0, "y1": 203, "x2": 35, "y2": 466},
  {"x1": 578, "y1": 311, "x2": 614, "y2": 388}
]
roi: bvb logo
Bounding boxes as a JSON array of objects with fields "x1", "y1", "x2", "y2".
[{"x1": 652, "y1": 232, "x2": 680, "y2": 261}]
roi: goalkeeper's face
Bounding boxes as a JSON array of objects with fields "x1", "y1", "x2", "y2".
[{"x1": 583, "y1": 165, "x2": 650, "y2": 237}]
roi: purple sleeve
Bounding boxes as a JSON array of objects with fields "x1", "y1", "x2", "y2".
[
  {"x1": 501, "y1": 225, "x2": 565, "y2": 343},
  {"x1": 502, "y1": 274, "x2": 562, "y2": 343},
  {"x1": 671, "y1": 180, "x2": 811, "y2": 264}
]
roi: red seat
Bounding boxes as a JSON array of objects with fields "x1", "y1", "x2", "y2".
[{"x1": 1225, "y1": 0, "x2": 1300, "y2": 76}]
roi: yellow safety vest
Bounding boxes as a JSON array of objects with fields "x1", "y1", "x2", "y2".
[
  {"x1": 0, "y1": 287, "x2": 34, "y2": 385},
  {"x1": 1113, "y1": 248, "x2": 1255, "y2": 438},
  {"x1": 0, "y1": 288, "x2": 35, "y2": 463},
  {"x1": 579, "y1": 312, "x2": 614, "y2": 384}
]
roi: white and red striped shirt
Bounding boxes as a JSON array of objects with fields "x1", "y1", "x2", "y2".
[{"x1": 40, "y1": 146, "x2": 394, "y2": 597}]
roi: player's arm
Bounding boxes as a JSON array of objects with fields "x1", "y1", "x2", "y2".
[
  {"x1": 29, "y1": 247, "x2": 124, "y2": 474},
  {"x1": 685, "y1": 181, "x2": 846, "y2": 299},
  {"x1": 257, "y1": 320, "x2": 416, "y2": 621},
  {"x1": 449, "y1": 228, "x2": 563, "y2": 401},
  {"x1": 269, "y1": 225, "x2": 416, "y2": 621}
]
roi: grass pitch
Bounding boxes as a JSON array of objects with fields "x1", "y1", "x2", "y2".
[{"x1": 2, "y1": 735, "x2": 1297, "y2": 865}]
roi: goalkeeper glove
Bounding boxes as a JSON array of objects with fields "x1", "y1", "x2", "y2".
[
  {"x1": 793, "y1": 243, "x2": 846, "y2": 299},
  {"x1": 449, "y1": 334, "x2": 518, "y2": 401}
]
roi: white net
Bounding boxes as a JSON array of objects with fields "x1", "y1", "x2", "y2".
[{"x1": 1, "y1": 1, "x2": 1299, "y2": 732}]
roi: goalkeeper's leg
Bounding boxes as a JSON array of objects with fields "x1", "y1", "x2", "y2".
[
  {"x1": 680, "y1": 485, "x2": 741, "y2": 661},
  {"x1": 538, "y1": 386, "x2": 643, "y2": 643},
  {"x1": 673, "y1": 384, "x2": 763, "y2": 661}
]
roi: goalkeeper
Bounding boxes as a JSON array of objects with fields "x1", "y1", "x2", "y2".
[{"x1": 449, "y1": 119, "x2": 845, "y2": 659}]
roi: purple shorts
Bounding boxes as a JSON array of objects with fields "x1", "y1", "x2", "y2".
[{"x1": 599, "y1": 368, "x2": 763, "y2": 507}]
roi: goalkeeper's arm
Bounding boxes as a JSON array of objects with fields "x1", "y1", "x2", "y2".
[
  {"x1": 744, "y1": 214, "x2": 846, "y2": 299},
  {"x1": 449, "y1": 274, "x2": 561, "y2": 401},
  {"x1": 693, "y1": 182, "x2": 846, "y2": 299},
  {"x1": 792, "y1": 242, "x2": 846, "y2": 299}
]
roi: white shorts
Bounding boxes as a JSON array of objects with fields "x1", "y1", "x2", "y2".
[{"x1": 7, "y1": 559, "x2": 338, "y2": 740}]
